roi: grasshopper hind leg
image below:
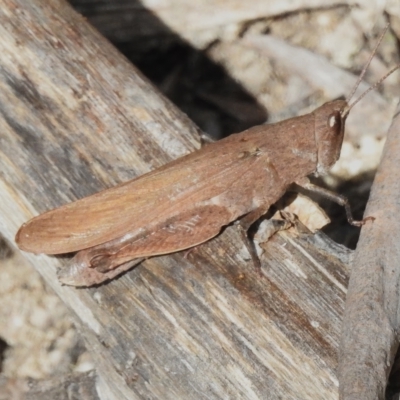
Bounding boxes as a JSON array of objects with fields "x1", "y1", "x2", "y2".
[
  {"x1": 59, "y1": 205, "x2": 234, "y2": 286},
  {"x1": 57, "y1": 253, "x2": 144, "y2": 287}
]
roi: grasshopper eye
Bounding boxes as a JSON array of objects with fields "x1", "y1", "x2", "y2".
[{"x1": 328, "y1": 111, "x2": 342, "y2": 133}]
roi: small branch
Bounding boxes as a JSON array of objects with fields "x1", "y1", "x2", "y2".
[{"x1": 339, "y1": 100, "x2": 400, "y2": 399}]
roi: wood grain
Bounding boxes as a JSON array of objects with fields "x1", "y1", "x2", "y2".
[
  {"x1": 339, "y1": 100, "x2": 400, "y2": 400},
  {"x1": 0, "y1": 0, "x2": 358, "y2": 398}
]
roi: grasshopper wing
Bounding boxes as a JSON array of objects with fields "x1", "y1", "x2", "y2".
[{"x1": 16, "y1": 129, "x2": 274, "y2": 254}]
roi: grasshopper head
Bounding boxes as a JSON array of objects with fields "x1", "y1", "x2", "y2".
[{"x1": 313, "y1": 100, "x2": 348, "y2": 176}]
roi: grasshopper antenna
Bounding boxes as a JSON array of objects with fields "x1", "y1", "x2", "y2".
[
  {"x1": 344, "y1": 63, "x2": 400, "y2": 117},
  {"x1": 342, "y1": 23, "x2": 400, "y2": 118}
]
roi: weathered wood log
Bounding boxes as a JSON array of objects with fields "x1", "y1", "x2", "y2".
[
  {"x1": 339, "y1": 101, "x2": 400, "y2": 400},
  {"x1": 0, "y1": 0, "x2": 366, "y2": 398}
]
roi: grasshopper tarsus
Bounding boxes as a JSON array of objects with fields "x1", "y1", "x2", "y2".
[
  {"x1": 237, "y1": 216, "x2": 293, "y2": 276},
  {"x1": 348, "y1": 215, "x2": 375, "y2": 227},
  {"x1": 298, "y1": 182, "x2": 374, "y2": 229},
  {"x1": 199, "y1": 132, "x2": 215, "y2": 146},
  {"x1": 237, "y1": 222, "x2": 262, "y2": 273}
]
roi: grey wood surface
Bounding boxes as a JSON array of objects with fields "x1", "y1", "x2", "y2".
[
  {"x1": 339, "y1": 101, "x2": 400, "y2": 400},
  {"x1": 0, "y1": 1, "x2": 355, "y2": 398}
]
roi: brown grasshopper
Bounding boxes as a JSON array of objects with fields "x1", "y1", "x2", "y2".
[{"x1": 16, "y1": 27, "x2": 399, "y2": 286}]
